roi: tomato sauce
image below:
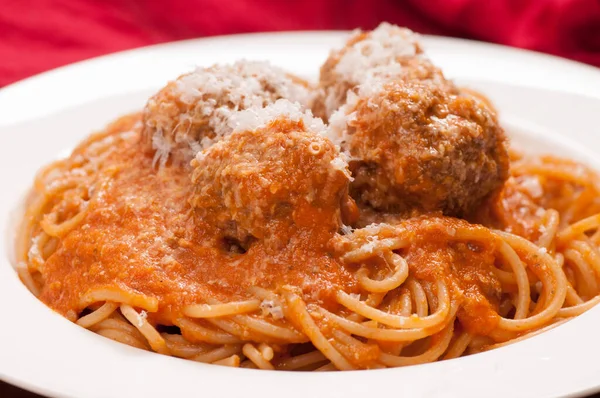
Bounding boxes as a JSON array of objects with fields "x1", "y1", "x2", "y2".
[{"x1": 39, "y1": 120, "x2": 503, "y2": 336}]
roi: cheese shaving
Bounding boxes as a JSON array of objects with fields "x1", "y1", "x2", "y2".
[
  {"x1": 334, "y1": 23, "x2": 420, "y2": 86},
  {"x1": 228, "y1": 99, "x2": 324, "y2": 134},
  {"x1": 146, "y1": 60, "x2": 311, "y2": 166}
]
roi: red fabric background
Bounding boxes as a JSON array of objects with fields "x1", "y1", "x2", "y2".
[{"x1": 1, "y1": 0, "x2": 599, "y2": 87}]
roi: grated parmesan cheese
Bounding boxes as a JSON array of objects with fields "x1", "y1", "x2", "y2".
[
  {"x1": 175, "y1": 60, "x2": 310, "y2": 107},
  {"x1": 152, "y1": 129, "x2": 172, "y2": 168},
  {"x1": 362, "y1": 223, "x2": 387, "y2": 234},
  {"x1": 325, "y1": 75, "x2": 387, "y2": 146},
  {"x1": 519, "y1": 176, "x2": 544, "y2": 199},
  {"x1": 330, "y1": 152, "x2": 352, "y2": 180},
  {"x1": 324, "y1": 108, "x2": 349, "y2": 146},
  {"x1": 228, "y1": 99, "x2": 324, "y2": 134},
  {"x1": 360, "y1": 236, "x2": 379, "y2": 254},
  {"x1": 147, "y1": 60, "x2": 311, "y2": 165},
  {"x1": 260, "y1": 299, "x2": 284, "y2": 320},
  {"x1": 334, "y1": 23, "x2": 420, "y2": 86},
  {"x1": 340, "y1": 224, "x2": 354, "y2": 235},
  {"x1": 27, "y1": 235, "x2": 42, "y2": 263},
  {"x1": 138, "y1": 310, "x2": 147, "y2": 327}
]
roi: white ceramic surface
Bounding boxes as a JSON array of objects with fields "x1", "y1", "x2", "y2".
[{"x1": 1, "y1": 32, "x2": 600, "y2": 398}]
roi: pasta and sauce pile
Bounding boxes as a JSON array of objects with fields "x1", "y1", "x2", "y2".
[{"x1": 16, "y1": 23, "x2": 600, "y2": 371}]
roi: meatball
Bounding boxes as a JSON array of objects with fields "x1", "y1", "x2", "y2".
[
  {"x1": 330, "y1": 79, "x2": 509, "y2": 217},
  {"x1": 190, "y1": 100, "x2": 352, "y2": 246},
  {"x1": 142, "y1": 60, "x2": 312, "y2": 166},
  {"x1": 312, "y1": 23, "x2": 451, "y2": 121}
]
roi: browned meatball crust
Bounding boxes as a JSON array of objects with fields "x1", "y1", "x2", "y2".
[
  {"x1": 330, "y1": 79, "x2": 509, "y2": 216},
  {"x1": 190, "y1": 100, "x2": 352, "y2": 246}
]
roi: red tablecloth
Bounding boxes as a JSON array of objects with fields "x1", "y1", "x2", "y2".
[{"x1": 1, "y1": 0, "x2": 599, "y2": 86}]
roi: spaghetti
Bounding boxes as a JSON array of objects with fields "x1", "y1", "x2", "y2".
[
  {"x1": 15, "y1": 113, "x2": 600, "y2": 370},
  {"x1": 14, "y1": 26, "x2": 600, "y2": 372}
]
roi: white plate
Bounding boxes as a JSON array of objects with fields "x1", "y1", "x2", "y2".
[{"x1": 1, "y1": 32, "x2": 600, "y2": 398}]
